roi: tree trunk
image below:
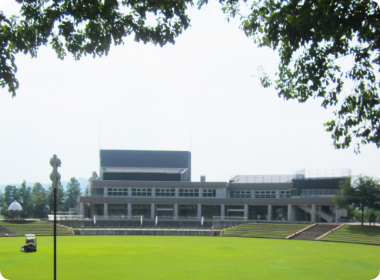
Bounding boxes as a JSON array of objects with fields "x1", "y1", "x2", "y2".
[{"x1": 361, "y1": 205, "x2": 364, "y2": 226}]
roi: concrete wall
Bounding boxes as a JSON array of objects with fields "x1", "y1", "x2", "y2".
[{"x1": 75, "y1": 229, "x2": 221, "y2": 236}]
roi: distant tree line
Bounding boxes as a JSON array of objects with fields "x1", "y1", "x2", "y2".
[{"x1": 0, "y1": 177, "x2": 83, "y2": 219}]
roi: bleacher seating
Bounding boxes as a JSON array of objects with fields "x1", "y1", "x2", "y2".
[
  {"x1": 0, "y1": 220, "x2": 73, "y2": 236},
  {"x1": 222, "y1": 222, "x2": 311, "y2": 239},
  {"x1": 321, "y1": 225, "x2": 380, "y2": 245}
]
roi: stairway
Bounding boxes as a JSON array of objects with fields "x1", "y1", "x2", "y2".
[
  {"x1": 291, "y1": 224, "x2": 339, "y2": 240},
  {"x1": 298, "y1": 205, "x2": 334, "y2": 223},
  {"x1": 0, "y1": 224, "x2": 16, "y2": 236}
]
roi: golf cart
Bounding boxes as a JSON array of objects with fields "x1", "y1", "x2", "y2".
[{"x1": 21, "y1": 234, "x2": 37, "y2": 252}]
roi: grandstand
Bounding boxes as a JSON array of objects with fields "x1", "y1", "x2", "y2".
[
  {"x1": 222, "y1": 222, "x2": 311, "y2": 239},
  {"x1": 0, "y1": 220, "x2": 73, "y2": 236},
  {"x1": 320, "y1": 225, "x2": 380, "y2": 245}
]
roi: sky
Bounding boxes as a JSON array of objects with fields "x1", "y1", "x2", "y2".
[{"x1": 0, "y1": 0, "x2": 379, "y2": 186}]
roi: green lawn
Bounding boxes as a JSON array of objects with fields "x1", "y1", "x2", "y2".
[{"x1": 0, "y1": 236, "x2": 379, "y2": 280}]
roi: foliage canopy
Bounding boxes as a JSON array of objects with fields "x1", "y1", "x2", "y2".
[
  {"x1": 241, "y1": 0, "x2": 380, "y2": 151},
  {"x1": 334, "y1": 175, "x2": 380, "y2": 225},
  {"x1": 1, "y1": 0, "x2": 379, "y2": 150}
]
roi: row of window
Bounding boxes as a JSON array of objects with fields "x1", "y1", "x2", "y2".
[
  {"x1": 108, "y1": 188, "x2": 128, "y2": 196},
  {"x1": 301, "y1": 189, "x2": 338, "y2": 196},
  {"x1": 107, "y1": 188, "x2": 293, "y2": 198},
  {"x1": 107, "y1": 188, "x2": 217, "y2": 197},
  {"x1": 230, "y1": 190, "x2": 291, "y2": 199}
]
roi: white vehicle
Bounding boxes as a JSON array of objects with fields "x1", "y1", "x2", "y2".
[{"x1": 21, "y1": 234, "x2": 37, "y2": 252}]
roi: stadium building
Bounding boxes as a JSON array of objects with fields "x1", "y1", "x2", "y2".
[{"x1": 78, "y1": 150, "x2": 349, "y2": 223}]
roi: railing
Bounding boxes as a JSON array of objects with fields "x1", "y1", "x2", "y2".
[
  {"x1": 48, "y1": 215, "x2": 83, "y2": 221},
  {"x1": 213, "y1": 216, "x2": 248, "y2": 221}
]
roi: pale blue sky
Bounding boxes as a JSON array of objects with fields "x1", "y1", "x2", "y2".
[{"x1": 0, "y1": 0, "x2": 378, "y2": 185}]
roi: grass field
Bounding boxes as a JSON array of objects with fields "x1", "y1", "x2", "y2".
[{"x1": 0, "y1": 236, "x2": 379, "y2": 280}]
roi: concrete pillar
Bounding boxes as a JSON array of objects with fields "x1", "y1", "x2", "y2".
[
  {"x1": 175, "y1": 188, "x2": 179, "y2": 197},
  {"x1": 287, "y1": 204, "x2": 292, "y2": 221},
  {"x1": 151, "y1": 203, "x2": 155, "y2": 219},
  {"x1": 104, "y1": 203, "x2": 108, "y2": 217},
  {"x1": 311, "y1": 204, "x2": 316, "y2": 223},
  {"x1": 127, "y1": 203, "x2": 132, "y2": 219},
  {"x1": 335, "y1": 206, "x2": 339, "y2": 223},
  {"x1": 268, "y1": 205, "x2": 273, "y2": 221},
  {"x1": 221, "y1": 204, "x2": 225, "y2": 220},
  {"x1": 79, "y1": 203, "x2": 84, "y2": 216},
  {"x1": 199, "y1": 188, "x2": 203, "y2": 198},
  {"x1": 151, "y1": 187, "x2": 156, "y2": 197},
  {"x1": 197, "y1": 204, "x2": 201, "y2": 218},
  {"x1": 90, "y1": 204, "x2": 94, "y2": 217},
  {"x1": 128, "y1": 187, "x2": 132, "y2": 197},
  {"x1": 276, "y1": 190, "x2": 280, "y2": 198},
  {"x1": 244, "y1": 204, "x2": 248, "y2": 221},
  {"x1": 104, "y1": 187, "x2": 108, "y2": 197},
  {"x1": 174, "y1": 204, "x2": 178, "y2": 219}
]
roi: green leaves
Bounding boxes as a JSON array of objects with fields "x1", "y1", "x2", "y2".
[
  {"x1": 239, "y1": 0, "x2": 380, "y2": 151},
  {"x1": 334, "y1": 176, "x2": 380, "y2": 225},
  {"x1": 1, "y1": 0, "x2": 194, "y2": 97}
]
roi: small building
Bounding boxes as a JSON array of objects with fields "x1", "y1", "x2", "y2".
[{"x1": 78, "y1": 150, "x2": 348, "y2": 222}]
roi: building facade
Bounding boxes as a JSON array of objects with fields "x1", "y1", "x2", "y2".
[{"x1": 78, "y1": 150, "x2": 348, "y2": 223}]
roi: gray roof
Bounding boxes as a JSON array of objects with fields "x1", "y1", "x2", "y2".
[{"x1": 101, "y1": 167, "x2": 188, "y2": 174}]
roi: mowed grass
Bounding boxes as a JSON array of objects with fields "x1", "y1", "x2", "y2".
[{"x1": 0, "y1": 236, "x2": 379, "y2": 280}]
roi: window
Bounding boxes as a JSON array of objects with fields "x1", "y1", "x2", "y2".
[
  {"x1": 280, "y1": 191, "x2": 291, "y2": 198},
  {"x1": 230, "y1": 191, "x2": 251, "y2": 198},
  {"x1": 155, "y1": 188, "x2": 175, "y2": 197},
  {"x1": 301, "y1": 189, "x2": 338, "y2": 196},
  {"x1": 107, "y1": 188, "x2": 128, "y2": 196},
  {"x1": 132, "y1": 188, "x2": 152, "y2": 197},
  {"x1": 179, "y1": 189, "x2": 199, "y2": 197},
  {"x1": 254, "y1": 190, "x2": 276, "y2": 198},
  {"x1": 203, "y1": 189, "x2": 216, "y2": 197}
]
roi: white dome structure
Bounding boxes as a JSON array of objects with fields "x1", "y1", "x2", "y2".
[{"x1": 8, "y1": 201, "x2": 23, "y2": 211}]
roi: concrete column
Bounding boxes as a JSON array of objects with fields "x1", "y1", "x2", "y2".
[
  {"x1": 104, "y1": 187, "x2": 108, "y2": 197},
  {"x1": 151, "y1": 187, "x2": 156, "y2": 197},
  {"x1": 197, "y1": 204, "x2": 202, "y2": 218},
  {"x1": 128, "y1": 187, "x2": 132, "y2": 197},
  {"x1": 174, "y1": 204, "x2": 178, "y2": 219},
  {"x1": 221, "y1": 204, "x2": 225, "y2": 220},
  {"x1": 151, "y1": 203, "x2": 155, "y2": 219},
  {"x1": 104, "y1": 203, "x2": 108, "y2": 217},
  {"x1": 244, "y1": 204, "x2": 248, "y2": 221},
  {"x1": 90, "y1": 204, "x2": 94, "y2": 217},
  {"x1": 127, "y1": 203, "x2": 132, "y2": 219},
  {"x1": 268, "y1": 205, "x2": 273, "y2": 221},
  {"x1": 287, "y1": 204, "x2": 292, "y2": 221},
  {"x1": 311, "y1": 204, "x2": 316, "y2": 223},
  {"x1": 276, "y1": 190, "x2": 280, "y2": 198},
  {"x1": 79, "y1": 203, "x2": 84, "y2": 216},
  {"x1": 175, "y1": 188, "x2": 179, "y2": 198},
  {"x1": 199, "y1": 188, "x2": 203, "y2": 198}
]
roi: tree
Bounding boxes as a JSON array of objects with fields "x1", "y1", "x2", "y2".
[
  {"x1": 64, "y1": 177, "x2": 82, "y2": 211},
  {"x1": 3, "y1": 185, "x2": 18, "y2": 206},
  {"x1": 240, "y1": 0, "x2": 380, "y2": 151},
  {"x1": 2, "y1": 0, "x2": 379, "y2": 152},
  {"x1": 18, "y1": 181, "x2": 32, "y2": 218},
  {"x1": 29, "y1": 182, "x2": 48, "y2": 218},
  {"x1": 47, "y1": 182, "x2": 65, "y2": 213},
  {"x1": 1, "y1": 0, "x2": 194, "y2": 97},
  {"x1": 334, "y1": 176, "x2": 380, "y2": 225},
  {"x1": 0, "y1": 191, "x2": 4, "y2": 217}
]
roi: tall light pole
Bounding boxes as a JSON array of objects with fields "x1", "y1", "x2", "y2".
[{"x1": 50, "y1": 155, "x2": 61, "y2": 280}]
